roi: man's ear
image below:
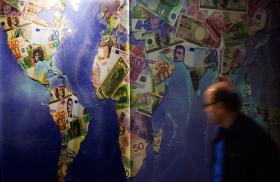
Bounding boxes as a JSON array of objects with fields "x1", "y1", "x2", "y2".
[{"x1": 216, "y1": 102, "x2": 225, "y2": 112}]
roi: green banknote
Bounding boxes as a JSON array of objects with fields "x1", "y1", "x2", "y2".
[
  {"x1": 97, "y1": 57, "x2": 129, "y2": 99},
  {"x1": 136, "y1": 0, "x2": 183, "y2": 26}
]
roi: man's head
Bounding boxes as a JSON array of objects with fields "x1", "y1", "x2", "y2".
[
  {"x1": 174, "y1": 45, "x2": 185, "y2": 62},
  {"x1": 203, "y1": 80, "x2": 241, "y2": 127}
]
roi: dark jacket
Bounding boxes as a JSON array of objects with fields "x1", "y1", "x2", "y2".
[{"x1": 212, "y1": 113, "x2": 280, "y2": 182}]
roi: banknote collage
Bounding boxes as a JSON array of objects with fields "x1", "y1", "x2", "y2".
[
  {"x1": 0, "y1": 1, "x2": 91, "y2": 181},
  {"x1": 92, "y1": 0, "x2": 273, "y2": 178}
]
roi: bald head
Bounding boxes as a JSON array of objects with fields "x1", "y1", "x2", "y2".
[{"x1": 204, "y1": 81, "x2": 241, "y2": 113}]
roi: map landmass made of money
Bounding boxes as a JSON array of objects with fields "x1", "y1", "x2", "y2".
[{"x1": 1, "y1": 0, "x2": 280, "y2": 182}]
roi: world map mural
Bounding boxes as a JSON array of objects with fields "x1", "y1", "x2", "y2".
[{"x1": 0, "y1": 0, "x2": 280, "y2": 182}]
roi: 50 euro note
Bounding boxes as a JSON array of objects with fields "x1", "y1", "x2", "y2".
[
  {"x1": 199, "y1": 0, "x2": 248, "y2": 12},
  {"x1": 8, "y1": 36, "x2": 28, "y2": 59},
  {"x1": 136, "y1": 0, "x2": 183, "y2": 26},
  {"x1": 96, "y1": 56, "x2": 129, "y2": 99},
  {"x1": 176, "y1": 14, "x2": 220, "y2": 48}
]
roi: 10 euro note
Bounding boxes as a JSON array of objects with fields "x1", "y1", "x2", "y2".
[
  {"x1": 199, "y1": 0, "x2": 248, "y2": 12},
  {"x1": 136, "y1": 0, "x2": 183, "y2": 26}
]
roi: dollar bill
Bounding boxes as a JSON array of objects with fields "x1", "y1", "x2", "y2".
[
  {"x1": 96, "y1": 56, "x2": 129, "y2": 99},
  {"x1": 142, "y1": 32, "x2": 160, "y2": 54},
  {"x1": 137, "y1": 92, "x2": 162, "y2": 117},
  {"x1": 0, "y1": 16, "x2": 29, "y2": 31},
  {"x1": 112, "y1": 84, "x2": 130, "y2": 109},
  {"x1": 131, "y1": 92, "x2": 151, "y2": 107},
  {"x1": 176, "y1": 14, "x2": 220, "y2": 48},
  {"x1": 199, "y1": 0, "x2": 248, "y2": 12},
  {"x1": 136, "y1": 0, "x2": 183, "y2": 26},
  {"x1": 223, "y1": 22, "x2": 249, "y2": 47}
]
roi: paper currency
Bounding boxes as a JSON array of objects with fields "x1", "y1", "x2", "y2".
[
  {"x1": 0, "y1": 16, "x2": 28, "y2": 31},
  {"x1": 223, "y1": 22, "x2": 249, "y2": 47},
  {"x1": 112, "y1": 84, "x2": 130, "y2": 109},
  {"x1": 8, "y1": 36, "x2": 28, "y2": 59},
  {"x1": 136, "y1": 0, "x2": 183, "y2": 26},
  {"x1": 96, "y1": 56, "x2": 129, "y2": 99},
  {"x1": 205, "y1": 11, "x2": 234, "y2": 40},
  {"x1": 4, "y1": 0, "x2": 27, "y2": 12},
  {"x1": 142, "y1": 32, "x2": 160, "y2": 54},
  {"x1": 199, "y1": 0, "x2": 248, "y2": 12},
  {"x1": 0, "y1": 0, "x2": 22, "y2": 16},
  {"x1": 130, "y1": 110, "x2": 152, "y2": 140},
  {"x1": 153, "y1": 129, "x2": 163, "y2": 153},
  {"x1": 176, "y1": 14, "x2": 220, "y2": 48},
  {"x1": 137, "y1": 92, "x2": 162, "y2": 117},
  {"x1": 130, "y1": 53, "x2": 149, "y2": 89}
]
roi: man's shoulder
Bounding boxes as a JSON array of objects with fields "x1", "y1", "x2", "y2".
[{"x1": 236, "y1": 113, "x2": 270, "y2": 140}]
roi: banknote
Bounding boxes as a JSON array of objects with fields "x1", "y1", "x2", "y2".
[
  {"x1": 132, "y1": 19, "x2": 147, "y2": 32},
  {"x1": 199, "y1": 0, "x2": 248, "y2": 12},
  {"x1": 176, "y1": 14, "x2": 220, "y2": 48},
  {"x1": 4, "y1": 0, "x2": 27, "y2": 12},
  {"x1": 130, "y1": 53, "x2": 149, "y2": 89},
  {"x1": 132, "y1": 1, "x2": 149, "y2": 19},
  {"x1": 112, "y1": 84, "x2": 130, "y2": 109},
  {"x1": 184, "y1": 0, "x2": 208, "y2": 21},
  {"x1": 7, "y1": 24, "x2": 31, "y2": 41},
  {"x1": 225, "y1": 46, "x2": 247, "y2": 65},
  {"x1": 223, "y1": 22, "x2": 249, "y2": 47},
  {"x1": 130, "y1": 110, "x2": 152, "y2": 140},
  {"x1": 131, "y1": 92, "x2": 151, "y2": 107},
  {"x1": 151, "y1": 56, "x2": 174, "y2": 85},
  {"x1": 137, "y1": 92, "x2": 162, "y2": 117},
  {"x1": 205, "y1": 11, "x2": 234, "y2": 40},
  {"x1": 0, "y1": 16, "x2": 28, "y2": 31},
  {"x1": 184, "y1": 47, "x2": 220, "y2": 68},
  {"x1": 136, "y1": 0, "x2": 183, "y2": 26},
  {"x1": 96, "y1": 56, "x2": 129, "y2": 99},
  {"x1": 94, "y1": 47, "x2": 129, "y2": 87},
  {"x1": 142, "y1": 32, "x2": 160, "y2": 54},
  {"x1": 8, "y1": 36, "x2": 28, "y2": 59},
  {"x1": 23, "y1": 1, "x2": 51, "y2": 27},
  {"x1": 153, "y1": 129, "x2": 163, "y2": 153},
  {"x1": 129, "y1": 133, "x2": 149, "y2": 176},
  {"x1": 0, "y1": 0, "x2": 22, "y2": 16}
]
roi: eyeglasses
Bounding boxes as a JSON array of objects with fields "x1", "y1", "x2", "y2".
[{"x1": 202, "y1": 102, "x2": 218, "y2": 108}]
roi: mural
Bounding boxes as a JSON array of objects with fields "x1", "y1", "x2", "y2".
[{"x1": 0, "y1": 0, "x2": 279, "y2": 182}]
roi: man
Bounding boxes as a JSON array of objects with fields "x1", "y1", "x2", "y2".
[{"x1": 203, "y1": 80, "x2": 280, "y2": 182}]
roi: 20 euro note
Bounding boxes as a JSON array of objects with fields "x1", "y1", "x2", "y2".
[
  {"x1": 136, "y1": 0, "x2": 183, "y2": 26},
  {"x1": 199, "y1": 0, "x2": 248, "y2": 12}
]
